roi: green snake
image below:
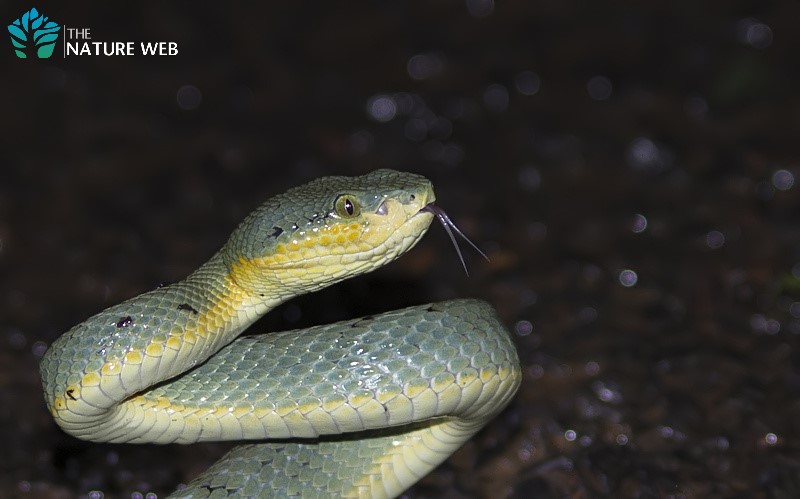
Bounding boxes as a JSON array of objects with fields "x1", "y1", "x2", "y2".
[{"x1": 40, "y1": 170, "x2": 521, "y2": 498}]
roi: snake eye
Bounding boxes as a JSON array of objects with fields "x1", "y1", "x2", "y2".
[{"x1": 334, "y1": 194, "x2": 360, "y2": 218}]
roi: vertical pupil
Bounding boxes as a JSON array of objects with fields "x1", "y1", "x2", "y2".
[{"x1": 345, "y1": 199, "x2": 354, "y2": 215}]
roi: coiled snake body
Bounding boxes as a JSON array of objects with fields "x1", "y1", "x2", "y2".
[{"x1": 41, "y1": 170, "x2": 521, "y2": 498}]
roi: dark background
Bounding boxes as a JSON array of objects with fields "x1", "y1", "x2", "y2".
[{"x1": 3, "y1": 1, "x2": 800, "y2": 497}]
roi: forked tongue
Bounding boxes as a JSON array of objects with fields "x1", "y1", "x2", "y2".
[{"x1": 421, "y1": 204, "x2": 489, "y2": 276}]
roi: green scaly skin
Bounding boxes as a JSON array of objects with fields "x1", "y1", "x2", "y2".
[{"x1": 40, "y1": 169, "x2": 521, "y2": 498}]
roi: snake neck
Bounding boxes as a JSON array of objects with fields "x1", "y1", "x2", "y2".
[
  {"x1": 184, "y1": 250, "x2": 284, "y2": 328},
  {"x1": 40, "y1": 251, "x2": 282, "y2": 419}
]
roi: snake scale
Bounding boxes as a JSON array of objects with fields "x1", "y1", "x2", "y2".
[{"x1": 40, "y1": 169, "x2": 521, "y2": 498}]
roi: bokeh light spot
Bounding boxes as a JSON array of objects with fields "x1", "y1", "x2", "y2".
[
  {"x1": 685, "y1": 95, "x2": 709, "y2": 118},
  {"x1": 627, "y1": 137, "x2": 671, "y2": 172},
  {"x1": 515, "y1": 320, "x2": 533, "y2": 336},
  {"x1": 515, "y1": 70, "x2": 541, "y2": 96},
  {"x1": 772, "y1": 169, "x2": 794, "y2": 190},
  {"x1": 587, "y1": 75, "x2": 612, "y2": 101},
  {"x1": 466, "y1": 0, "x2": 495, "y2": 18},
  {"x1": 518, "y1": 166, "x2": 541, "y2": 191},
  {"x1": 483, "y1": 84, "x2": 509, "y2": 113},
  {"x1": 631, "y1": 214, "x2": 648, "y2": 233},
  {"x1": 176, "y1": 85, "x2": 202, "y2": 111},
  {"x1": 737, "y1": 18, "x2": 773, "y2": 49},
  {"x1": 367, "y1": 95, "x2": 397, "y2": 122},
  {"x1": 404, "y1": 118, "x2": 427, "y2": 141},
  {"x1": 765, "y1": 433, "x2": 778, "y2": 445},
  {"x1": 407, "y1": 53, "x2": 443, "y2": 81},
  {"x1": 32, "y1": 340, "x2": 47, "y2": 358},
  {"x1": 706, "y1": 230, "x2": 725, "y2": 249},
  {"x1": 619, "y1": 269, "x2": 638, "y2": 287}
]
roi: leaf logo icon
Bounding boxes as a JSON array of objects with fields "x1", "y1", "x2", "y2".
[{"x1": 8, "y1": 7, "x2": 61, "y2": 59}]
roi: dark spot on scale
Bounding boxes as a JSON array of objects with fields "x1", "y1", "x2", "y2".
[
  {"x1": 351, "y1": 315, "x2": 374, "y2": 327},
  {"x1": 270, "y1": 226, "x2": 284, "y2": 238},
  {"x1": 200, "y1": 485, "x2": 224, "y2": 494},
  {"x1": 116, "y1": 316, "x2": 133, "y2": 328},
  {"x1": 291, "y1": 222, "x2": 299, "y2": 231},
  {"x1": 426, "y1": 305, "x2": 435, "y2": 312},
  {"x1": 66, "y1": 389, "x2": 76, "y2": 401},
  {"x1": 178, "y1": 303, "x2": 199, "y2": 314}
]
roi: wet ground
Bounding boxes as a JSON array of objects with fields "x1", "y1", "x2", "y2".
[{"x1": 3, "y1": 1, "x2": 800, "y2": 498}]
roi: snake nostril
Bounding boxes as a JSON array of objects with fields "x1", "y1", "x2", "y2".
[{"x1": 375, "y1": 201, "x2": 388, "y2": 216}]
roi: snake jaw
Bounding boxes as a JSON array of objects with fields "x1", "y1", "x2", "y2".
[{"x1": 226, "y1": 176, "x2": 436, "y2": 299}]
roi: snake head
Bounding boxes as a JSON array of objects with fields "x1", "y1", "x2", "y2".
[{"x1": 223, "y1": 169, "x2": 436, "y2": 298}]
